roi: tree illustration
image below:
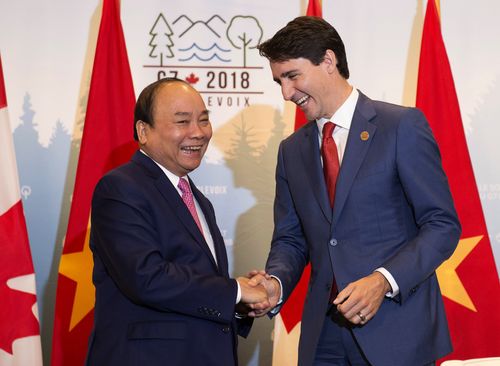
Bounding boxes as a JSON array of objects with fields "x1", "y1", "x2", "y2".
[
  {"x1": 226, "y1": 15, "x2": 263, "y2": 67},
  {"x1": 149, "y1": 13, "x2": 175, "y2": 66}
]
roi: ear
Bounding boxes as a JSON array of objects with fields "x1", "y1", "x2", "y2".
[
  {"x1": 323, "y1": 49, "x2": 338, "y2": 74},
  {"x1": 136, "y1": 120, "x2": 148, "y2": 144}
]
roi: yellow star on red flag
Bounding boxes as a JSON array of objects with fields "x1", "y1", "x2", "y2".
[
  {"x1": 58, "y1": 224, "x2": 94, "y2": 330},
  {"x1": 436, "y1": 235, "x2": 482, "y2": 312}
]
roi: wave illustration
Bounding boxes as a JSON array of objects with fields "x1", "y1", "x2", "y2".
[
  {"x1": 178, "y1": 43, "x2": 230, "y2": 53},
  {"x1": 178, "y1": 53, "x2": 231, "y2": 62}
]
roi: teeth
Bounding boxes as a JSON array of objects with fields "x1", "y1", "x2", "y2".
[
  {"x1": 182, "y1": 146, "x2": 202, "y2": 151},
  {"x1": 296, "y1": 95, "x2": 309, "y2": 106}
]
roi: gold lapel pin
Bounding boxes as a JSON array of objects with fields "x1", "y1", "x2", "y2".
[{"x1": 360, "y1": 131, "x2": 370, "y2": 141}]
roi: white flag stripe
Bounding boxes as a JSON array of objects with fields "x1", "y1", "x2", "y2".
[
  {"x1": 0, "y1": 106, "x2": 21, "y2": 215},
  {"x1": 0, "y1": 336, "x2": 43, "y2": 366},
  {"x1": 272, "y1": 314, "x2": 300, "y2": 366},
  {"x1": 6, "y1": 273, "x2": 38, "y2": 295},
  {"x1": 0, "y1": 58, "x2": 43, "y2": 365}
]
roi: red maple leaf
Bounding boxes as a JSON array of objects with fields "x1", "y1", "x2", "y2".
[
  {"x1": 0, "y1": 201, "x2": 39, "y2": 354},
  {"x1": 185, "y1": 73, "x2": 199, "y2": 85}
]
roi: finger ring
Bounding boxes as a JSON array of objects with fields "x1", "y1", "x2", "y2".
[{"x1": 357, "y1": 312, "x2": 366, "y2": 322}]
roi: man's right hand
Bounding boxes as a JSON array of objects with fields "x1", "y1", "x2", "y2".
[
  {"x1": 245, "y1": 270, "x2": 281, "y2": 317},
  {"x1": 236, "y1": 277, "x2": 270, "y2": 312}
]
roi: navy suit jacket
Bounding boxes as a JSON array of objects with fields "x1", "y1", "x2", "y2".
[
  {"x1": 86, "y1": 151, "x2": 251, "y2": 366},
  {"x1": 266, "y1": 92, "x2": 461, "y2": 366}
]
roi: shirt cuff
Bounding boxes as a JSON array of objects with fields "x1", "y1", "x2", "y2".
[
  {"x1": 235, "y1": 280, "x2": 242, "y2": 304},
  {"x1": 375, "y1": 267, "x2": 399, "y2": 297},
  {"x1": 269, "y1": 275, "x2": 284, "y2": 315}
]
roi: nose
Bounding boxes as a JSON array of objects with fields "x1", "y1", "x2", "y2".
[
  {"x1": 281, "y1": 81, "x2": 294, "y2": 101},
  {"x1": 189, "y1": 121, "x2": 210, "y2": 139},
  {"x1": 189, "y1": 122, "x2": 203, "y2": 136}
]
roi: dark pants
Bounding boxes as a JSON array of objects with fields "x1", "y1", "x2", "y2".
[
  {"x1": 313, "y1": 306, "x2": 436, "y2": 366},
  {"x1": 313, "y1": 306, "x2": 371, "y2": 366}
]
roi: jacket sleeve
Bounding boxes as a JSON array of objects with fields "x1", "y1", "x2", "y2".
[
  {"x1": 382, "y1": 108, "x2": 461, "y2": 302},
  {"x1": 265, "y1": 142, "x2": 310, "y2": 303}
]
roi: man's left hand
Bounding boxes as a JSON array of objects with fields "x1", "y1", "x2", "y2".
[{"x1": 333, "y1": 272, "x2": 391, "y2": 325}]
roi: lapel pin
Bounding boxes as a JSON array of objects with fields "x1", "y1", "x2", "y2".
[{"x1": 360, "y1": 131, "x2": 370, "y2": 141}]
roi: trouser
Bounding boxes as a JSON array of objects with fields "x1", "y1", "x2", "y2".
[{"x1": 313, "y1": 306, "x2": 435, "y2": 366}]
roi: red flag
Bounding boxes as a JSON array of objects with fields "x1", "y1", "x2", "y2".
[
  {"x1": 272, "y1": 2, "x2": 322, "y2": 365},
  {"x1": 416, "y1": 0, "x2": 500, "y2": 362},
  {"x1": 0, "y1": 55, "x2": 43, "y2": 365},
  {"x1": 50, "y1": 0, "x2": 136, "y2": 364}
]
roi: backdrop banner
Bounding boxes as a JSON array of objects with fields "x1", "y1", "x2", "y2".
[{"x1": 1, "y1": 1, "x2": 499, "y2": 365}]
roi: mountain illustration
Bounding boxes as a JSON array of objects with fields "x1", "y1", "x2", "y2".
[
  {"x1": 172, "y1": 15, "x2": 232, "y2": 64},
  {"x1": 173, "y1": 14, "x2": 226, "y2": 38}
]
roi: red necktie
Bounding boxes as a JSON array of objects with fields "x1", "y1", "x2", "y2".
[
  {"x1": 178, "y1": 177, "x2": 204, "y2": 235},
  {"x1": 321, "y1": 122, "x2": 340, "y2": 208},
  {"x1": 321, "y1": 122, "x2": 340, "y2": 302}
]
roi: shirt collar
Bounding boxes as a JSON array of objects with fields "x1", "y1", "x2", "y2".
[
  {"x1": 317, "y1": 87, "x2": 359, "y2": 135},
  {"x1": 140, "y1": 149, "x2": 187, "y2": 190}
]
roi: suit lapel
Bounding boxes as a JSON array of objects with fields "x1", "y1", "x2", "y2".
[
  {"x1": 333, "y1": 93, "x2": 377, "y2": 223},
  {"x1": 191, "y1": 182, "x2": 229, "y2": 276},
  {"x1": 300, "y1": 122, "x2": 332, "y2": 223},
  {"x1": 132, "y1": 151, "x2": 218, "y2": 270},
  {"x1": 156, "y1": 177, "x2": 220, "y2": 271}
]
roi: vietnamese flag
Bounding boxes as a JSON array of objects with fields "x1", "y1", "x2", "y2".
[
  {"x1": 416, "y1": 0, "x2": 500, "y2": 363},
  {"x1": 50, "y1": 0, "x2": 136, "y2": 365},
  {"x1": 271, "y1": 1, "x2": 321, "y2": 365},
  {"x1": 0, "y1": 54, "x2": 43, "y2": 365}
]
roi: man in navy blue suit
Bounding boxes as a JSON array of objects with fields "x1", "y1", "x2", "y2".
[
  {"x1": 250, "y1": 16, "x2": 461, "y2": 366},
  {"x1": 86, "y1": 78, "x2": 268, "y2": 366}
]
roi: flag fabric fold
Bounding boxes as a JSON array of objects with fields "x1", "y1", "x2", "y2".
[
  {"x1": 50, "y1": 0, "x2": 136, "y2": 364},
  {"x1": 416, "y1": 0, "x2": 500, "y2": 362},
  {"x1": 0, "y1": 54, "x2": 43, "y2": 366},
  {"x1": 272, "y1": 1, "x2": 322, "y2": 365}
]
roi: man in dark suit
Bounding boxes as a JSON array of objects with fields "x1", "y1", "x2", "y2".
[
  {"x1": 249, "y1": 16, "x2": 461, "y2": 366},
  {"x1": 85, "y1": 78, "x2": 268, "y2": 366}
]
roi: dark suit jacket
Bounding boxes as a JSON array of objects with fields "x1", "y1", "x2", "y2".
[
  {"x1": 86, "y1": 150, "x2": 251, "y2": 366},
  {"x1": 266, "y1": 92, "x2": 461, "y2": 366}
]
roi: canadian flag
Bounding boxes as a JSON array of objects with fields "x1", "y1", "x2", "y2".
[{"x1": 0, "y1": 55, "x2": 43, "y2": 365}]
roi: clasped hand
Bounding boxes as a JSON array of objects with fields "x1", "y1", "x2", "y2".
[{"x1": 236, "y1": 270, "x2": 281, "y2": 318}]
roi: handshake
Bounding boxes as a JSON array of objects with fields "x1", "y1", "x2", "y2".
[{"x1": 235, "y1": 270, "x2": 281, "y2": 318}]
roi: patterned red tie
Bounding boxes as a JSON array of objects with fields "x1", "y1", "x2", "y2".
[
  {"x1": 321, "y1": 122, "x2": 340, "y2": 302},
  {"x1": 178, "y1": 177, "x2": 204, "y2": 235}
]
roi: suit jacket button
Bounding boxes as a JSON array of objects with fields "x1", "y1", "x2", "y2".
[
  {"x1": 329, "y1": 238, "x2": 337, "y2": 246},
  {"x1": 222, "y1": 326, "x2": 230, "y2": 333}
]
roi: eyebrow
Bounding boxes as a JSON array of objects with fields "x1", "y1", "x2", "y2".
[{"x1": 174, "y1": 110, "x2": 210, "y2": 117}]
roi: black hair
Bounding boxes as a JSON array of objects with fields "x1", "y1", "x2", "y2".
[
  {"x1": 257, "y1": 16, "x2": 349, "y2": 79},
  {"x1": 133, "y1": 78, "x2": 190, "y2": 141}
]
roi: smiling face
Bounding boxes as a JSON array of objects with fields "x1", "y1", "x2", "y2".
[
  {"x1": 136, "y1": 82, "x2": 212, "y2": 177},
  {"x1": 270, "y1": 50, "x2": 350, "y2": 121}
]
